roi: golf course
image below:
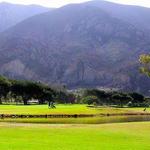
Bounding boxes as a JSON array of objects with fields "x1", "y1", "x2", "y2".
[
  {"x1": 0, "y1": 104, "x2": 150, "y2": 124},
  {"x1": 0, "y1": 104, "x2": 140, "y2": 114},
  {"x1": 0, "y1": 122, "x2": 150, "y2": 150},
  {"x1": 1, "y1": 0, "x2": 150, "y2": 149},
  {"x1": 0, "y1": 105, "x2": 150, "y2": 149},
  {"x1": 0, "y1": 76, "x2": 150, "y2": 149}
]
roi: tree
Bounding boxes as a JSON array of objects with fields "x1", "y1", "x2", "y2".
[
  {"x1": 0, "y1": 75, "x2": 11, "y2": 104},
  {"x1": 26, "y1": 82, "x2": 45, "y2": 104},
  {"x1": 42, "y1": 90, "x2": 53, "y2": 106},
  {"x1": 129, "y1": 92, "x2": 145, "y2": 104},
  {"x1": 112, "y1": 93, "x2": 132, "y2": 107},
  {"x1": 83, "y1": 89, "x2": 107, "y2": 104},
  {"x1": 55, "y1": 91, "x2": 68, "y2": 103},
  {"x1": 10, "y1": 79, "x2": 56, "y2": 105},
  {"x1": 0, "y1": 75, "x2": 59, "y2": 105},
  {"x1": 139, "y1": 54, "x2": 150, "y2": 76},
  {"x1": 67, "y1": 93, "x2": 76, "y2": 104},
  {"x1": 10, "y1": 80, "x2": 29, "y2": 105},
  {"x1": 82, "y1": 95, "x2": 99, "y2": 105}
]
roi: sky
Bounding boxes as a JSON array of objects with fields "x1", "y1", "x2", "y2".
[{"x1": 0, "y1": 0, "x2": 150, "y2": 8}]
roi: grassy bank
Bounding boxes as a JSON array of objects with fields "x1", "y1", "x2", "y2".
[
  {"x1": 0, "y1": 122, "x2": 150, "y2": 150},
  {"x1": 1, "y1": 115, "x2": 150, "y2": 124},
  {"x1": 0, "y1": 105, "x2": 149, "y2": 124}
]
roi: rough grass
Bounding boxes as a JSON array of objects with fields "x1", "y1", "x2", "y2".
[
  {"x1": 0, "y1": 104, "x2": 143, "y2": 115},
  {"x1": 0, "y1": 122, "x2": 150, "y2": 150}
]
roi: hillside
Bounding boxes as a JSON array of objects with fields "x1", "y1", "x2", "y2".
[
  {"x1": 87, "y1": 0, "x2": 150, "y2": 32},
  {"x1": 0, "y1": 1, "x2": 150, "y2": 94},
  {"x1": 0, "y1": 2, "x2": 50, "y2": 32}
]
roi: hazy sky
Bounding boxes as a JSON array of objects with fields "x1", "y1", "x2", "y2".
[{"x1": 0, "y1": 0, "x2": 150, "y2": 8}]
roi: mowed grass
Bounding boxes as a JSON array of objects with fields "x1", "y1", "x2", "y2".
[
  {"x1": 0, "y1": 105, "x2": 149, "y2": 124},
  {"x1": 0, "y1": 104, "x2": 144, "y2": 115},
  {"x1": 0, "y1": 122, "x2": 150, "y2": 150}
]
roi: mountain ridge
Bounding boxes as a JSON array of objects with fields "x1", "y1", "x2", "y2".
[
  {"x1": 0, "y1": 2, "x2": 52, "y2": 32},
  {"x1": 0, "y1": 1, "x2": 150, "y2": 94}
]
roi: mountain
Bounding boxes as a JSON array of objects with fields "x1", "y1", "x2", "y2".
[
  {"x1": 87, "y1": 0, "x2": 150, "y2": 32},
  {"x1": 0, "y1": 1, "x2": 150, "y2": 94},
  {"x1": 0, "y1": 2, "x2": 51, "y2": 32}
]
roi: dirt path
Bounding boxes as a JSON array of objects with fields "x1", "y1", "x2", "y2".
[
  {"x1": 1, "y1": 121, "x2": 150, "y2": 129},
  {"x1": 0, "y1": 122, "x2": 124, "y2": 129},
  {"x1": 0, "y1": 122, "x2": 96, "y2": 128}
]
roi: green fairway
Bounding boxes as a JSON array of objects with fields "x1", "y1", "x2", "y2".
[
  {"x1": 0, "y1": 104, "x2": 146, "y2": 115},
  {"x1": 0, "y1": 122, "x2": 150, "y2": 150},
  {"x1": 0, "y1": 105, "x2": 150, "y2": 124}
]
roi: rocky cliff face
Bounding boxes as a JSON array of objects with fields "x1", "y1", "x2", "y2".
[{"x1": 0, "y1": 1, "x2": 150, "y2": 94}]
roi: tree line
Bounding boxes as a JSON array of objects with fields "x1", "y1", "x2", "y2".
[
  {"x1": 0, "y1": 75, "x2": 78, "y2": 105},
  {"x1": 80, "y1": 89, "x2": 149, "y2": 107},
  {"x1": 0, "y1": 75, "x2": 149, "y2": 107},
  {"x1": 0, "y1": 75, "x2": 58, "y2": 105}
]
